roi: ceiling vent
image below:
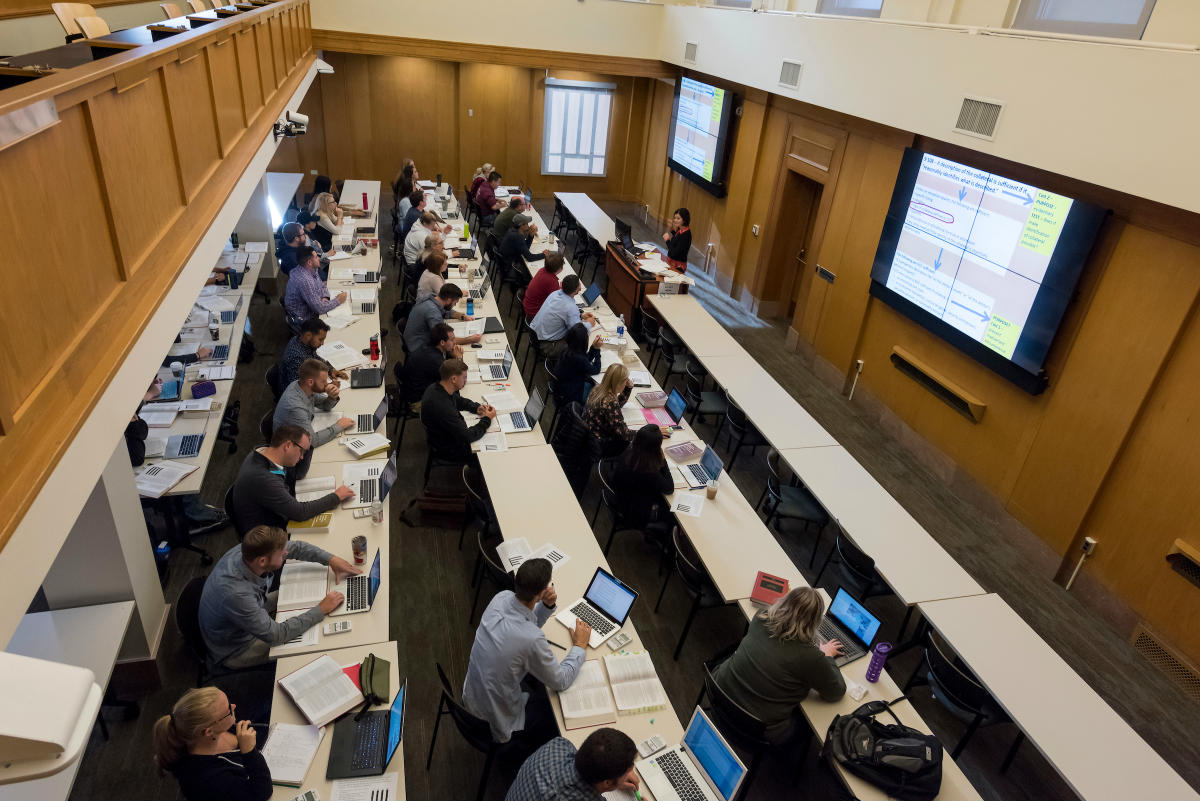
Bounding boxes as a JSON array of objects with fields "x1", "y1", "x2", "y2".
[
  {"x1": 778, "y1": 59, "x2": 803, "y2": 90},
  {"x1": 683, "y1": 41, "x2": 698, "y2": 65},
  {"x1": 954, "y1": 96, "x2": 1004, "y2": 140}
]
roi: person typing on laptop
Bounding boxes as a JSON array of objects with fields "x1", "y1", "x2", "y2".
[
  {"x1": 505, "y1": 728, "x2": 640, "y2": 801},
  {"x1": 497, "y1": 215, "x2": 544, "y2": 268},
  {"x1": 273, "y1": 359, "x2": 353, "y2": 478},
  {"x1": 198, "y1": 525, "x2": 359, "y2": 670},
  {"x1": 229, "y1": 424, "x2": 355, "y2": 533},
  {"x1": 402, "y1": 323, "x2": 461, "y2": 409},
  {"x1": 284, "y1": 245, "x2": 346, "y2": 321},
  {"x1": 463, "y1": 558, "x2": 591, "y2": 750},
  {"x1": 278, "y1": 318, "x2": 349, "y2": 389},
  {"x1": 712, "y1": 587, "x2": 845, "y2": 743},
  {"x1": 419, "y1": 359, "x2": 495, "y2": 464},
  {"x1": 530, "y1": 274, "x2": 596, "y2": 360},
  {"x1": 522, "y1": 251, "x2": 564, "y2": 321},
  {"x1": 403, "y1": 283, "x2": 481, "y2": 353}
]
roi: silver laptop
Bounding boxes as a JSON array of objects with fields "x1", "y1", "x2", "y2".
[
  {"x1": 497, "y1": 388, "x2": 543, "y2": 434},
  {"x1": 481, "y1": 348, "x2": 513, "y2": 381},
  {"x1": 165, "y1": 432, "x2": 204, "y2": 459},
  {"x1": 683, "y1": 447, "x2": 724, "y2": 489},
  {"x1": 350, "y1": 397, "x2": 389, "y2": 435},
  {"x1": 554, "y1": 566, "x2": 638, "y2": 649},
  {"x1": 637, "y1": 708, "x2": 747, "y2": 801},
  {"x1": 341, "y1": 453, "x2": 396, "y2": 509},
  {"x1": 329, "y1": 549, "x2": 382, "y2": 616},
  {"x1": 469, "y1": 276, "x2": 490, "y2": 300}
]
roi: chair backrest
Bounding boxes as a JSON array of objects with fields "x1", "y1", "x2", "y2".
[
  {"x1": 765, "y1": 448, "x2": 783, "y2": 499},
  {"x1": 673, "y1": 529, "x2": 714, "y2": 597},
  {"x1": 835, "y1": 530, "x2": 878, "y2": 584},
  {"x1": 265, "y1": 362, "x2": 283, "y2": 402},
  {"x1": 463, "y1": 465, "x2": 496, "y2": 527},
  {"x1": 924, "y1": 632, "x2": 994, "y2": 716},
  {"x1": 702, "y1": 662, "x2": 770, "y2": 747},
  {"x1": 187, "y1": 0, "x2": 207, "y2": 11},
  {"x1": 641, "y1": 309, "x2": 661, "y2": 340},
  {"x1": 160, "y1": 2, "x2": 182, "y2": 17},
  {"x1": 258, "y1": 410, "x2": 273, "y2": 444},
  {"x1": 723, "y1": 391, "x2": 751, "y2": 433},
  {"x1": 75, "y1": 14, "x2": 110, "y2": 37},
  {"x1": 176, "y1": 577, "x2": 209, "y2": 665},
  {"x1": 597, "y1": 457, "x2": 623, "y2": 512},
  {"x1": 435, "y1": 662, "x2": 497, "y2": 753},
  {"x1": 684, "y1": 360, "x2": 707, "y2": 407},
  {"x1": 477, "y1": 532, "x2": 513, "y2": 592},
  {"x1": 51, "y1": 2, "x2": 94, "y2": 37}
]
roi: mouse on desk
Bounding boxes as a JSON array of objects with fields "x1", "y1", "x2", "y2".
[{"x1": 471, "y1": 343, "x2": 483, "y2": 348}]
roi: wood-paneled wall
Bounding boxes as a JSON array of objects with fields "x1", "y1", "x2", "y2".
[{"x1": 0, "y1": 0, "x2": 313, "y2": 554}]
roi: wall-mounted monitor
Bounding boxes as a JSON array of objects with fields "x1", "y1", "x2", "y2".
[
  {"x1": 667, "y1": 76, "x2": 737, "y2": 197},
  {"x1": 869, "y1": 149, "x2": 1107, "y2": 394}
]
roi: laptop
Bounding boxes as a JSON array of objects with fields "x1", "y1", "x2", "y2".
[
  {"x1": 350, "y1": 346, "x2": 385, "y2": 389},
  {"x1": 637, "y1": 708, "x2": 747, "y2": 801},
  {"x1": 165, "y1": 432, "x2": 204, "y2": 459},
  {"x1": 482, "y1": 316, "x2": 505, "y2": 334},
  {"x1": 342, "y1": 454, "x2": 396, "y2": 509},
  {"x1": 353, "y1": 270, "x2": 379, "y2": 283},
  {"x1": 468, "y1": 276, "x2": 490, "y2": 300},
  {"x1": 327, "y1": 678, "x2": 406, "y2": 779},
  {"x1": 480, "y1": 348, "x2": 513, "y2": 381},
  {"x1": 817, "y1": 587, "x2": 883, "y2": 667},
  {"x1": 575, "y1": 282, "x2": 602, "y2": 308},
  {"x1": 350, "y1": 288, "x2": 377, "y2": 315},
  {"x1": 497, "y1": 388, "x2": 544, "y2": 434},
  {"x1": 329, "y1": 548, "x2": 382, "y2": 616},
  {"x1": 206, "y1": 343, "x2": 230, "y2": 361},
  {"x1": 350, "y1": 396, "x2": 388, "y2": 435},
  {"x1": 682, "y1": 446, "x2": 724, "y2": 489},
  {"x1": 554, "y1": 566, "x2": 638, "y2": 649},
  {"x1": 643, "y1": 388, "x2": 687, "y2": 427},
  {"x1": 218, "y1": 293, "x2": 244, "y2": 324}
]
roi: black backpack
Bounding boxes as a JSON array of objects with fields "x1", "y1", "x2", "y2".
[{"x1": 824, "y1": 698, "x2": 943, "y2": 801}]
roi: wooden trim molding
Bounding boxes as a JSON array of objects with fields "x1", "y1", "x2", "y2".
[{"x1": 311, "y1": 29, "x2": 676, "y2": 79}]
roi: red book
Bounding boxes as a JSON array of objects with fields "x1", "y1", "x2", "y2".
[
  {"x1": 342, "y1": 663, "x2": 361, "y2": 691},
  {"x1": 750, "y1": 571, "x2": 789, "y2": 607}
]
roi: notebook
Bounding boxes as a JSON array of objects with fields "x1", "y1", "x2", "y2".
[{"x1": 277, "y1": 654, "x2": 363, "y2": 727}]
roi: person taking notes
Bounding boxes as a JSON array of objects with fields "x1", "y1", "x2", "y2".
[{"x1": 506, "y1": 729, "x2": 640, "y2": 801}]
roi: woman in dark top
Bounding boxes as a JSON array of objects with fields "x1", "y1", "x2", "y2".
[
  {"x1": 611, "y1": 424, "x2": 674, "y2": 530},
  {"x1": 154, "y1": 687, "x2": 272, "y2": 801},
  {"x1": 584, "y1": 363, "x2": 635, "y2": 458},
  {"x1": 662, "y1": 207, "x2": 692, "y2": 273},
  {"x1": 712, "y1": 587, "x2": 846, "y2": 742},
  {"x1": 555, "y1": 323, "x2": 601, "y2": 406}
]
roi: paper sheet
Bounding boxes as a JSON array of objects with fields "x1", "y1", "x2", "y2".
[
  {"x1": 295, "y1": 475, "x2": 336, "y2": 501},
  {"x1": 330, "y1": 773, "x2": 399, "y2": 801},
  {"x1": 138, "y1": 410, "x2": 178, "y2": 428},
  {"x1": 144, "y1": 437, "x2": 166, "y2": 458},
  {"x1": 273, "y1": 609, "x2": 320, "y2": 650},
  {"x1": 193, "y1": 365, "x2": 235, "y2": 380},
  {"x1": 244, "y1": 241, "x2": 268, "y2": 253},
  {"x1": 558, "y1": 661, "x2": 615, "y2": 720},
  {"x1": 670, "y1": 492, "x2": 705, "y2": 517},
  {"x1": 495, "y1": 537, "x2": 531, "y2": 572},
  {"x1": 475, "y1": 431, "x2": 509, "y2": 453},
  {"x1": 530, "y1": 543, "x2": 570, "y2": 572},
  {"x1": 483, "y1": 391, "x2": 522, "y2": 412},
  {"x1": 135, "y1": 462, "x2": 198, "y2": 498},
  {"x1": 261, "y1": 723, "x2": 324, "y2": 785}
]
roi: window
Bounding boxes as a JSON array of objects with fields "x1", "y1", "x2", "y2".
[
  {"x1": 1011, "y1": 0, "x2": 1157, "y2": 40},
  {"x1": 713, "y1": 0, "x2": 754, "y2": 8},
  {"x1": 816, "y1": 0, "x2": 882, "y2": 18},
  {"x1": 542, "y1": 79, "x2": 615, "y2": 177}
]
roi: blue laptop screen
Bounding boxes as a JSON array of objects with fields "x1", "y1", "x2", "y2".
[
  {"x1": 665, "y1": 389, "x2": 687, "y2": 423},
  {"x1": 582, "y1": 282, "x2": 602, "y2": 305},
  {"x1": 684, "y1": 710, "x2": 745, "y2": 800},
  {"x1": 385, "y1": 683, "x2": 405, "y2": 764},
  {"x1": 366, "y1": 550, "x2": 382, "y2": 605},
  {"x1": 700, "y1": 447, "x2": 724, "y2": 481},
  {"x1": 829, "y1": 588, "x2": 882, "y2": 646},
  {"x1": 584, "y1": 569, "x2": 637, "y2": 623}
]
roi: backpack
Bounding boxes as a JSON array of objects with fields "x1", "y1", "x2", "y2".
[{"x1": 824, "y1": 698, "x2": 943, "y2": 801}]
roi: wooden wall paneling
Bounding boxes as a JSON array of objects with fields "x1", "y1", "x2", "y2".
[
  {"x1": 293, "y1": 74, "x2": 326, "y2": 178},
  {"x1": 639, "y1": 79, "x2": 674, "y2": 219},
  {"x1": 235, "y1": 28, "x2": 263, "y2": 122},
  {"x1": 162, "y1": 52, "x2": 222, "y2": 201},
  {"x1": 253, "y1": 21, "x2": 276, "y2": 101},
  {"x1": 316, "y1": 53, "x2": 352, "y2": 181},
  {"x1": 269, "y1": 13, "x2": 286, "y2": 88},
  {"x1": 1007, "y1": 226, "x2": 1200, "y2": 553},
  {"x1": 708, "y1": 93, "x2": 764, "y2": 286},
  {"x1": 87, "y1": 72, "x2": 185, "y2": 275},
  {"x1": 732, "y1": 104, "x2": 788, "y2": 296},
  {"x1": 341, "y1": 53, "x2": 373, "y2": 180},
  {"x1": 205, "y1": 35, "x2": 244, "y2": 156}
]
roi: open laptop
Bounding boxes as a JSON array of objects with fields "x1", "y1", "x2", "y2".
[
  {"x1": 555, "y1": 566, "x2": 638, "y2": 649},
  {"x1": 350, "y1": 288, "x2": 377, "y2": 315},
  {"x1": 165, "y1": 432, "x2": 204, "y2": 459},
  {"x1": 480, "y1": 348, "x2": 513, "y2": 381},
  {"x1": 205, "y1": 342, "x2": 231, "y2": 362},
  {"x1": 575, "y1": 282, "x2": 603, "y2": 308},
  {"x1": 329, "y1": 549, "x2": 382, "y2": 616},
  {"x1": 682, "y1": 446, "x2": 724, "y2": 489},
  {"x1": 342, "y1": 453, "x2": 397, "y2": 509},
  {"x1": 327, "y1": 678, "x2": 406, "y2": 779},
  {"x1": 468, "y1": 276, "x2": 491, "y2": 300},
  {"x1": 497, "y1": 388, "x2": 544, "y2": 434},
  {"x1": 350, "y1": 396, "x2": 388, "y2": 435},
  {"x1": 351, "y1": 347, "x2": 385, "y2": 388},
  {"x1": 353, "y1": 269, "x2": 379, "y2": 283},
  {"x1": 817, "y1": 587, "x2": 883, "y2": 667},
  {"x1": 482, "y1": 316, "x2": 505, "y2": 334},
  {"x1": 637, "y1": 707, "x2": 747, "y2": 801},
  {"x1": 643, "y1": 388, "x2": 687, "y2": 428}
]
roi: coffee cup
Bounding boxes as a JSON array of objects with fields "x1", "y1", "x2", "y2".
[
  {"x1": 170, "y1": 361, "x2": 184, "y2": 379},
  {"x1": 706, "y1": 479, "x2": 719, "y2": 500},
  {"x1": 352, "y1": 535, "x2": 367, "y2": 564}
]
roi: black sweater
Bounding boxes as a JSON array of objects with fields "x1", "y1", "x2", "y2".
[
  {"x1": 665, "y1": 227, "x2": 692, "y2": 263},
  {"x1": 169, "y1": 749, "x2": 272, "y2": 801},
  {"x1": 230, "y1": 450, "x2": 340, "y2": 532},
  {"x1": 610, "y1": 459, "x2": 674, "y2": 528},
  {"x1": 556, "y1": 347, "x2": 602, "y2": 406},
  {"x1": 420, "y1": 383, "x2": 490, "y2": 462}
]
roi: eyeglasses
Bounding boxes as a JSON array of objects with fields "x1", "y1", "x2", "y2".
[
  {"x1": 206, "y1": 702, "x2": 235, "y2": 729},
  {"x1": 288, "y1": 439, "x2": 311, "y2": 453}
]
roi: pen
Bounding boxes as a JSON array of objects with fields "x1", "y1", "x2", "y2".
[
  {"x1": 635, "y1": 791, "x2": 644, "y2": 801},
  {"x1": 548, "y1": 640, "x2": 566, "y2": 650}
]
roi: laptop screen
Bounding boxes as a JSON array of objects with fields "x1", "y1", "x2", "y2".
[
  {"x1": 582, "y1": 282, "x2": 602, "y2": 306},
  {"x1": 384, "y1": 681, "x2": 405, "y2": 766},
  {"x1": 503, "y1": 348, "x2": 513, "y2": 374},
  {"x1": 523, "y1": 388, "x2": 545, "y2": 424},
  {"x1": 700, "y1": 447, "x2": 724, "y2": 481},
  {"x1": 829, "y1": 587, "x2": 882, "y2": 647},
  {"x1": 684, "y1": 708, "x2": 746, "y2": 801},
  {"x1": 665, "y1": 388, "x2": 687, "y2": 424},
  {"x1": 366, "y1": 550, "x2": 382, "y2": 606},
  {"x1": 584, "y1": 567, "x2": 637, "y2": 624},
  {"x1": 372, "y1": 396, "x2": 389, "y2": 428},
  {"x1": 379, "y1": 454, "x2": 398, "y2": 502}
]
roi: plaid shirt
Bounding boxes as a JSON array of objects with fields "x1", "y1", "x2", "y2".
[
  {"x1": 583, "y1": 385, "x2": 633, "y2": 452},
  {"x1": 284, "y1": 265, "x2": 340, "y2": 320},
  {"x1": 504, "y1": 738, "x2": 602, "y2": 801}
]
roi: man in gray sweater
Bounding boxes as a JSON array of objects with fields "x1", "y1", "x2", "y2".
[
  {"x1": 273, "y1": 358, "x2": 354, "y2": 477},
  {"x1": 198, "y1": 524, "x2": 360, "y2": 670}
]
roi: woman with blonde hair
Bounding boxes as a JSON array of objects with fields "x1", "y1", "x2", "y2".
[
  {"x1": 712, "y1": 586, "x2": 846, "y2": 742},
  {"x1": 584, "y1": 363, "x2": 670, "y2": 457},
  {"x1": 153, "y1": 687, "x2": 271, "y2": 800},
  {"x1": 308, "y1": 191, "x2": 343, "y2": 252},
  {"x1": 469, "y1": 161, "x2": 494, "y2": 202}
]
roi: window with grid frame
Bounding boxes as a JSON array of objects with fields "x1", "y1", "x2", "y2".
[
  {"x1": 542, "y1": 79, "x2": 615, "y2": 178},
  {"x1": 816, "y1": 0, "x2": 883, "y2": 17},
  {"x1": 1011, "y1": 0, "x2": 1157, "y2": 40}
]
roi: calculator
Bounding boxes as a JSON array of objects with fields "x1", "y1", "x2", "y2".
[
  {"x1": 637, "y1": 735, "x2": 666, "y2": 758},
  {"x1": 323, "y1": 620, "x2": 352, "y2": 635}
]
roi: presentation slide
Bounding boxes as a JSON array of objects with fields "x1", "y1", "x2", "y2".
[
  {"x1": 883, "y1": 154, "x2": 1074, "y2": 360},
  {"x1": 670, "y1": 77, "x2": 726, "y2": 182}
]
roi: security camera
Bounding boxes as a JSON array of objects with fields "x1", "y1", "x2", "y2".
[
  {"x1": 315, "y1": 58, "x2": 334, "y2": 75},
  {"x1": 286, "y1": 110, "x2": 308, "y2": 133}
]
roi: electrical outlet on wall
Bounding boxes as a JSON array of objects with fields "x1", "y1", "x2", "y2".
[
  {"x1": 468, "y1": 108, "x2": 474, "y2": 117},
  {"x1": 310, "y1": 170, "x2": 318, "y2": 175},
  {"x1": 752, "y1": 224, "x2": 759, "y2": 236}
]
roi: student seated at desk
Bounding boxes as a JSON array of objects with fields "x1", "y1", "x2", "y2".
[
  {"x1": 713, "y1": 587, "x2": 846, "y2": 743},
  {"x1": 530, "y1": 274, "x2": 596, "y2": 360},
  {"x1": 498, "y1": 215, "x2": 545, "y2": 269},
  {"x1": 199, "y1": 525, "x2": 358, "y2": 670},
  {"x1": 468, "y1": 162, "x2": 494, "y2": 205},
  {"x1": 554, "y1": 322, "x2": 600, "y2": 406},
  {"x1": 309, "y1": 191, "x2": 343, "y2": 252},
  {"x1": 474, "y1": 170, "x2": 503, "y2": 226},
  {"x1": 463, "y1": 558, "x2": 591, "y2": 749},
  {"x1": 229, "y1": 423, "x2": 355, "y2": 533},
  {"x1": 400, "y1": 188, "x2": 425, "y2": 238},
  {"x1": 394, "y1": 163, "x2": 416, "y2": 214},
  {"x1": 273, "y1": 359, "x2": 353, "y2": 477},
  {"x1": 505, "y1": 729, "x2": 640, "y2": 801},
  {"x1": 284, "y1": 245, "x2": 345, "y2": 321},
  {"x1": 403, "y1": 322, "x2": 461, "y2": 406},
  {"x1": 523, "y1": 251, "x2": 564, "y2": 321},
  {"x1": 154, "y1": 687, "x2": 271, "y2": 801},
  {"x1": 403, "y1": 284, "x2": 481, "y2": 353},
  {"x1": 492, "y1": 195, "x2": 527, "y2": 241},
  {"x1": 612, "y1": 424, "x2": 675, "y2": 532},
  {"x1": 416, "y1": 251, "x2": 449, "y2": 302},
  {"x1": 404, "y1": 211, "x2": 452, "y2": 265},
  {"x1": 419, "y1": 359, "x2": 496, "y2": 464},
  {"x1": 584, "y1": 365, "x2": 671, "y2": 459},
  {"x1": 278, "y1": 317, "x2": 349, "y2": 390}
]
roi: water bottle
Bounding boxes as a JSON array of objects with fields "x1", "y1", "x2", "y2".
[
  {"x1": 370, "y1": 500, "x2": 384, "y2": 526},
  {"x1": 865, "y1": 641, "x2": 892, "y2": 683},
  {"x1": 154, "y1": 540, "x2": 170, "y2": 581},
  {"x1": 369, "y1": 333, "x2": 380, "y2": 361},
  {"x1": 466, "y1": 298, "x2": 474, "y2": 317},
  {"x1": 361, "y1": 191, "x2": 369, "y2": 213},
  {"x1": 463, "y1": 221, "x2": 470, "y2": 241},
  {"x1": 616, "y1": 314, "x2": 626, "y2": 339}
]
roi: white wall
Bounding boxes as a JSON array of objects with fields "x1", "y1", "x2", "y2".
[{"x1": 0, "y1": 2, "x2": 164, "y2": 58}]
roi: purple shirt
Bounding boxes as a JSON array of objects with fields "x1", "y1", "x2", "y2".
[
  {"x1": 475, "y1": 182, "x2": 498, "y2": 214},
  {"x1": 285, "y1": 266, "x2": 340, "y2": 320}
]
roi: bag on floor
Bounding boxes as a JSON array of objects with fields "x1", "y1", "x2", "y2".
[
  {"x1": 398, "y1": 464, "x2": 467, "y2": 529},
  {"x1": 824, "y1": 698, "x2": 942, "y2": 801}
]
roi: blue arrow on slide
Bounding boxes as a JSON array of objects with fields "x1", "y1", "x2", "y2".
[
  {"x1": 958, "y1": 186, "x2": 967, "y2": 202},
  {"x1": 950, "y1": 300, "x2": 991, "y2": 322},
  {"x1": 1001, "y1": 188, "x2": 1034, "y2": 206},
  {"x1": 933, "y1": 248, "x2": 943, "y2": 271}
]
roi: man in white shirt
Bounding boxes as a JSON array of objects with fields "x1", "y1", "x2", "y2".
[{"x1": 530, "y1": 274, "x2": 596, "y2": 359}]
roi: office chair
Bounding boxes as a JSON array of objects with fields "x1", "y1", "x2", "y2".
[
  {"x1": 759, "y1": 448, "x2": 828, "y2": 564},
  {"x1": 160, "y1": 2, "x2": 182, "y2": 18},
  {"x1": 264, "y1": 362, "x2": 284, "y2": 403},
  {"x1": 388, "y1": 365, "x2": 420, "y2": 452},
  {"x1": 640, "y1": 308, "x2": 665, "y2": 370},
  {"x1": 814, "y1": 527, "x2": 892, "y2": 602},
  {"x1": 426, "y1": 662, "x2": 515, "y2": 801},
  {"x1": 683, "y1": 360, "x2": 727, "y2": 435},
  {"x1": 51, "y1": 2, "x2": 95, "y2": 41},
  {"x1": 654, "y1": 336, "x2": 690, "y2": 392},
  {"x1": 720, "y1": 393, "x2": 767, "y2": 474},
  {"x1": 552, "y1": 402, "x2": 597, "y2": 498},
  {"x1": 75, "y1": 14, "x2": 110, "y2": 37},
  {"x1": 469, "y1": 531, "x2": 512, "y2": 625},
  {"x1": 657, "y1": 529, "x2": 733, "y2": 660},
  {"x1": 461, "y1": 465, "x2": 498, "y2": 551}
]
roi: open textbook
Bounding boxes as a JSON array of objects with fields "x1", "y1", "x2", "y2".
[
  {"x1": 494, "y1": 537, "x2": 570, "y2": 574},
  {"x1": 278, "y1": 654, "x2": 363, "y2": 727}
]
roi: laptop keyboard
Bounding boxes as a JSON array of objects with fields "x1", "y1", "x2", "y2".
[
  {"x1": 818, "y1": 619, "x2": 865, "y2": 665},
  {"x1": 656, "y1": 751, "x2": 706, "y2": 801},
  {"x1": 357, "y1": 413, "x2": 375, "y2": 431},
  {"x1": 359, "y1": 301, "x2": 377, "y2": 314},
  {"x1": 345, "y1": 575, "x2": 368, "y2": 612},
  {"x1": 508, "y1": 411, "x2": 528, "y2": 430},
  {"x1": 569, "y1": 601, "x2": 615, "y2": 636},
  {"x1": 359, "y1": 479, "x2": 378, "y2": 504},
  {"x1": 177, "y1": 434, "x2": 202, "y2": 457},
  {"x1": 487, "y1": 364, "x2": 507, "y2": 380},
  {"x1": 211, "y1": 344, "x2": 229, "y2": 360},
  {"x1": 686, "y1": 464, "x2": 710, "y2": 485},
  {"x1": 350, "y1": 713, "x2": 383, "y2": 769}
]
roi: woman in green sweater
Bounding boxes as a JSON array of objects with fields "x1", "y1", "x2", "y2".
[{"x1": 712, "y1": 587, "x2": 847, "y2": 742}]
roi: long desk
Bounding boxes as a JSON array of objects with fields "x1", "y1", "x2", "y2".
[
  {"x1": 269, "y1": 641, "x2": 405, "y2": 801},
  {"x1": 555, "y1": 192, "x2": 616, "y2": 244},
  {"x1": 919, "y1": 594, "x2": 1198, "y2": 801},
  {"x1": 646, "y1": 294, "x2": 743, "y2": 358}
]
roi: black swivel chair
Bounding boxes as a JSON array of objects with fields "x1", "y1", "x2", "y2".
[
  {"x1": 697, "y1": 660, "x2": 775, "y2": 799},
  {"x1": 470, "y1": 531, "x2": 513, "y2": 625},
  {"x1": 426, "y1": 662, "x2": 515, "y2": 801},
  {"x1": 720, "y1": 393, "x2": 767, "y2": 474},
  {"x1": 553, "y1": 402, "x2": 597, "y2": 498},
  {"x1": 683, "y1": 361, "x2": 727, "y2": 435},
  {"x1": 656, "y1": 529, "x2": 733, "y2": 660},
  {"x1": 814, "y1": 527, "x2": 892, "y2": 602},
  {"x1": 758, "y1": 448, "x2": 829, "y2": 565}
]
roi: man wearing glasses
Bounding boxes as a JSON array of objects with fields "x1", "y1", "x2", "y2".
[{"x1": 199, "y1": 523, "x2": 361, "y2": 671}]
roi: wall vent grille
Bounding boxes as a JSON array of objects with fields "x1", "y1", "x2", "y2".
[
  {"x1": 779, "y1": 60, "x2": 803, "y2": 90},
  {"x1": 684, "y1": 41, "x2": 699, "y2": 65},
  {"x1": 1131, "y1": 624, "x2": 1200, "y2": 702},
  {"x1": 954, "y1": 96, "x2": 1003, "y2": 140}
]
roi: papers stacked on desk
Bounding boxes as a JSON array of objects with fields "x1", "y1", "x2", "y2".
[
  {"x1": 494, "y1": 537, "x2": 570, "y2": 573},
  {"x1": 318, "y1": 340, "x2": 366, "y2": 371},
  {"x1": 138, "y1": 408, "x2": 178, "y2": 428},
  {"x1": 135, "y1": 462, "x2": 198, "y2": 498},
  {"x1": 261, "y1": 723, "x2": 324, "y2": 787},
  {"x1": 559, "y1": 661, "x2": 617, "y2": 729},
  {"x1": 605, "y1": 651, "x2": 668, "y2": 714},
  {"x1": 330, "y1": 773, "x2": 399, "y2": 801},
  {"x1": 274, "y1": 608, "x2": 320, "y2": 652}
]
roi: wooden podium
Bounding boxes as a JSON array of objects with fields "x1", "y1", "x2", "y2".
[{"x1": 603, "y1": 244, "x2": 687, "y2": 335}]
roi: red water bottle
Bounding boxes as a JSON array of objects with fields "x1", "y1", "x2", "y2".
[
  {"x1": 362, "y1": 191, "x2": 369, "y2": 213},
  {"x1": 369, "y1": 333, "x2": 379, "y2": 361}
]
